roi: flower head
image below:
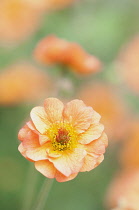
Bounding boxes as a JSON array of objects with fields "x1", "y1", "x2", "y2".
[
  {"x1": 0, "y1": 0, "x2": 42, "y2": 44},
  {"x1": 34, "y1": 35, "x2": 101, "y2": 75},
  {"x1": 118, "y1": 35, "x2": 139, "y2": 95},
  {"x1": 26, "y1": 0, "x2": 77, "y2": 11},
  {"x1": 106, "y1": 169, "x2": 139, "y2": 210},
  {"x1": 120, "y1": 120, "x2": 139, "y2": 169},
  {"x1": 0, "y1": 63, "x2": 50, "y2": 105},
  {"x1": 18, "y1": 98, "x2": 108, "y2": 182}
]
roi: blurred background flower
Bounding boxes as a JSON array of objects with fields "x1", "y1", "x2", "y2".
[
  {"x1": 34, "y1": 35, "x2": 101, "y2": 75},
  {"x1": 0, "y1": 0, "x2": 43, "y2": 45},
  {"x1": 117, "y1": 36, "x2": 139, "y2": 95},
  {"x1": 106, "y1": 169, "x2": 139, "y2": 210},
  {"x1": 0, "y1": 63, "x2": 51, "y2": 106}
]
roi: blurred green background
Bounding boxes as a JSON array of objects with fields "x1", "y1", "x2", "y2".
[{"x1": 0, "y1": 0, "x2": 139, "y2": 209}]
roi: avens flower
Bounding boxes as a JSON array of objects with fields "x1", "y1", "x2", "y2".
[
  {"x1": 34, "y1": 35, "x2": 101, "y2": 75},
  {"x1": 18, "y1": 98, "x2": 108, "y2": 182},
  {"x1": 117, "y1": 35, "x2": 139, "y2": 95},
  {"x1": 106, "y1": 169, "x2": 139, "y2": 210},
  {"x1": 26, "y1": 0, "x2": 77, "y2": 12},
  {"x1": 120, "y1": 120, "x2": 139, "y2": 169},
  {"x1": 0, "y1": 0, "x2": 42, "y2": 44},
  {"x1": 0, "y1": 63, "x2": 50, "y2": 105}
]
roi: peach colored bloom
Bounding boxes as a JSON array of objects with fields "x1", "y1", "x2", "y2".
[
  {"x1": 120, "y1": 120, "x2": 139, "y2": 169},
  {"x1": 18, "y1": 98, "x2": 108, "y2": 182},
  {"x1": 117, "y1": 35, "x2": 139, "y2": 95},
  {"x1": 106, "y1": 169, "x2": 139, "y2": 210},
  {"x1": 79, "y1": 82, "x2": 129, "y2": 141},
  {"x1": 0, "y1": 0, "x2": 42, "y2": 44},
  {"x1": 34, "y1": 35, "x2": 101, "y2": 75},
  {"x1": 0, "y1": 63, "x2": 50, "y2": 106},
  {"x1": 26, "y1": 0, "x2": 77, "y2": 12}
]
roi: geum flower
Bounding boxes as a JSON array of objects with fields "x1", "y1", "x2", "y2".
[
  {"x1": 34, "y1": 35, "x2": 101, "y2": 75},
  {"x1": 18, "y1": 98, "x2": 108, "y2": 182}
]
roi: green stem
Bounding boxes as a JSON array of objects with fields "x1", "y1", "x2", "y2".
[
  {"x1": 21, "y1": 163, "x2": 38, "y2": 210},
  {"x1": 32, "y1": 178, "x2": 54, "y2": 210}
]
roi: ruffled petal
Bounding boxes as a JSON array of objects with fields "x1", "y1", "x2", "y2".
[
  {"x1": 18, "y1": 143, "x2": 34, "y2": 162},
  {"x1": 50, "y1": 148, "x2": 86, "y2": 177},
  {"x1": 18, "y1": 143, "x2": 26, "y2": 157},
  {"x1": 39, "y1": 134, "x2": 50, "y2": 145},
  {"x1": 44, "y1": 98, "x2": 64, "y2": 123},
  {"x1": 22, "y1": 131, "x2": 40, "y2": 149},
  {"x1": 18, "y1": 125, "x2": 40, "y2": 149},
  {"x1": 80, "y1": 153, "x2": 104, "y2": 172},
  {"x1": 79, "y1": 123, "x2": 104, "y2": 144},
  {"x1": 18, "y1": 124, "x2": 29, "y2": 142},
  {"x1": 30, "y1": 106, "x2": 50, "y2": 134},
  {"x1": 26, "y1": 144, "x2": 48, "y2": 161},
  {"x1": 80, "y1": 153, "x2": 97, "y2": 172},
  {"x1": 85, "y1": 132, "x2": 108, "y2": 155},
  {"x1": 55, "y1": 171, "x2": 78, "y2": 182},
  {"x1": 35, "y1": 160, "x2": 56, "y2": 178},
  {"x1": 26, "y1": 120, "x2": 36, "y2": 131},
  {"x1": 94, "y1": 155, "x2": 104, "y2": 168},
  {"x1": 92, "y1": 110, "x2": 101, "y2": 124},
  {"x1": 63, "y1": 99, "x2": 93, "y2": 133}
]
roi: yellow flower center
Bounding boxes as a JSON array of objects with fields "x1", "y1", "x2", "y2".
[{"x1": 47, "y1": 123, "x2": 78, "y2": 151}]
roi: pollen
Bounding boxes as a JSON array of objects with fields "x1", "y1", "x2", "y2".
[{"x1": 47, "y1": 122, "x2": 78, "y2": 151}]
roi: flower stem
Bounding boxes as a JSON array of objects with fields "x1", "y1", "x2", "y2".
[
  {"x1": 32, "y1": 178, "x2": 54, "y2": 210},
  {"x1": 21, "y1": 163, "x2": 38, "y2": 210}
]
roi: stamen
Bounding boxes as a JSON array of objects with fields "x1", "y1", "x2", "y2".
[{"x1": 47, "y1": 123, "x2": 77, "y2": 152}]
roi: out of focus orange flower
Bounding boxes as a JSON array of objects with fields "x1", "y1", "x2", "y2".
[
  {"x1": 26, "y1": 0, "x2": 77, "y2": 11},
  {"x1": 34, "y1": 35, "x2": 101, "y2": 75},
  {"x1": 18, "y1": 98, "x2": 108, "y2": 182},
  {"x1": 120, "y1": 120, "x2": 139, "y2": 169},
  {"x1": 118, "y1": 35, "x2": 139, "y2": 95},
  {"x1": 106, "y1": 169, "x2": 139, "y2": 210},
  {"x1": 0, "y1": 63, "x2": 50, "y2": 106},
  {"x1": 79, "y1": 82, "x2": 129, "y2": 141},
  {"x1": 0, "y1": 0, "x2": 42, "y2": 44}
]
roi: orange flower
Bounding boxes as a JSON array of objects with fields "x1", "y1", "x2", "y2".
[
  {"x1": 0, "y1": 63, "x2": 50, "y2": 105},
  {"x1": 18, "y1": 98, "x2": 108, "y2": 182},
  {"x1": 120, "y1": 120, "x2": 139, "y2": 169},
  {"x1": 79, "y1": 82, "x2": 129, "y2": 141},
  {"x1": 118, "y1": 35, "x2": 139, "y2": 95},
  {"x1": 0, "y1": 0, "x2": 42, "y2": 44},
  {"x1": 26, "y1": 0, "x2": 77, "y2": 11},
  {"x1": 34, "y1": 35, "x2": 101, "y2": 75},
  {"x1": 106, "y1": 169, "x2": 139, "y2": 210}
]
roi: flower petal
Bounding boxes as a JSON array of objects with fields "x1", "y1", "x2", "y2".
[
  {"x1": 26, "y1": 144, "x2": 48, "y2": 161},
  {"x1": 92, "y1": 110, "x2": 101, "y2": 124},
  {"x1": 39, "y1": 134, "x2": 50, "y2": 145},
  {"x1": 80, "y1": 153, "x2": 104, "y2": 172},
  {"x1": 30, "y1": 106, "x2": 50, "y2": 134},
  {"x1": 18, "y1": 143, "x2": 34, "y2": 162},
  {"x1": 79, "y1": 123, "x2": 104, "y2": 144},
  {"x1": 18, "y1": 124, "x2": 29, "y2": 142},
  {"x1": 55, "y1": 171, "x2": 78, "y2": 182},
  {"x1": 80, "y1": 153, "x2": 97, "y2": 172},
  {"x1": 85, "y1": 132, "x2": 108, "y2": 155},
  {"x1": 18, "y1": 125, "x2": 40, "y2": 149},
  {"x1": 94, "y1": 155, "x2": 104, "y2": 168},
  {"x1": 35, "y1": 160, "x2": 56, "y2": 178},
  {"x1": 50, "y1": 148, "x2": 86, "y2": 177},
  {"x1": 44, "y1": 98, "x2": 64, "y2": 123},
  {"x1": 18, "y1": 143, "x2": 26, "y2": 157},
  {"x1": 63, "y1": 99, "x2": 93, "y2": 133}
]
